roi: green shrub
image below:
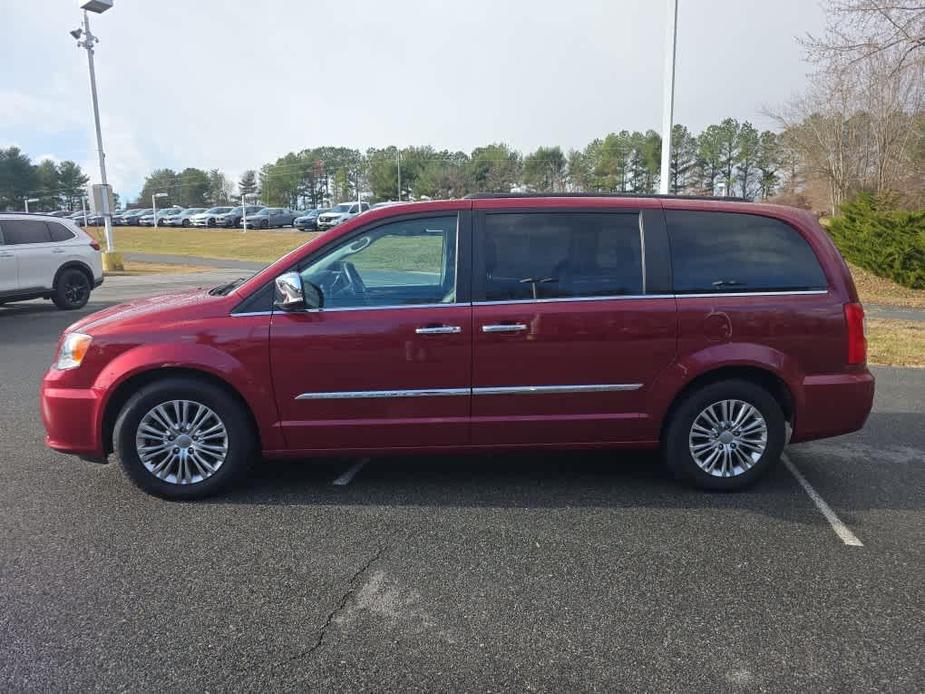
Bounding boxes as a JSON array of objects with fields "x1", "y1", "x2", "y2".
[{"x1": 827, "y1": 194, "x2": 925, "y2": 289}]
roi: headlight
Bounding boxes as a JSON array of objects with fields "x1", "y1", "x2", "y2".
[{"x1": 55, "y1": 332, "x2": 93, "y2": 370}]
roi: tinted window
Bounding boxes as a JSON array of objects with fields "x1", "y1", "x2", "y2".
[
  {"x1": 666, "y1": 211, "x2": 827, "y2": 293},
  {"x1": 300, "y1": 215, "x2": 457, "y2": 308},
  {"x1": 0, "y1": 219, "x2": 53, "y2": 245},
  {"x1": 481, "y1": 212, "x2": 643, "y2": 301},
  {"x1": 47, "y1": 222, "x2": 75, "y2": 242}
]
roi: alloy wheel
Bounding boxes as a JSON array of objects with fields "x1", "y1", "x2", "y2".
[
  {"x1": 688, "y1": 399, "x2": 768, "y2": 477},
  {"x1": 64, "y1": 274, "x2": 89, "y2": 305},
  {"x1": 135, "y1": 400, "x2": 228, "y2": 485}
]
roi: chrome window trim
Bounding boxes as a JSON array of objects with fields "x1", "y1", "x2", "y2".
[
  {"x1": 673, "y1": 289, "x2": 829, "y2": 299},
  {"x1": 234, "y1": 289, "x2": 829, "y2": 316},
  {"x1": 294, "y1": 383, "x2": 642, "y2": 400},
  {"x1": 471, "y1": 289, "x2": 829, "y2": 307},
  {"x1": 303, "y1": 301, "x2": 460, "y2": 314},
  {"x1": 472, "y1": 294, "x2": 671, "y2": 306},
  {"x1": 638, "y1": 212, "x2": 647, "y2": 294}
]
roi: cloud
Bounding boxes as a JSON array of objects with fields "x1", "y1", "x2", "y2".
[{"x1": 0, "y1": 90, "x2": 83, "y2": 133}]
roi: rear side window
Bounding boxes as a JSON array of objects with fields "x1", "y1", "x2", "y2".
[
  {"x1": 0, "y1": 219, "x2": 53, "y2": 245},
  {"x1": 480, "y1": 212, "x2": 643, "y2": 301},
  {"x1": 666, "y1": 211, "x2": 827, "y2": 293},
  {"x1": 47, "y1": 222, "x2": 75, "y2": 242}
]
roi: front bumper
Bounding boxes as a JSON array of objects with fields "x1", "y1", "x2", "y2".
[
  {"x1": 41, "y1": 376, "x2": 107, "y2": 461},
  {"x1": 791, "y1": 370, "x2": 875, "y2": 442}
]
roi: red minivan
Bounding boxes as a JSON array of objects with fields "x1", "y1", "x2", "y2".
[{"x1": 41, "y1": 195, "x2": 874, "y2": 498}]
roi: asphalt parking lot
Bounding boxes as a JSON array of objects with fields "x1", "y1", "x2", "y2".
[{"x1": 1, "y1": 274, "x2": 922, "y2": 692}]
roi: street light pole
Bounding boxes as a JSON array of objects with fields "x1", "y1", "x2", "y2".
[
  {"x1": 152, "y1": 192, "x2": 167, "y2": 228},
  {"x1": 76, "y1": 11, "x2": 115, "y2": 248},
  {"x1": 658, "y1": 0, "x2": 679, "y2": 195},
  {"x1": 241, "y1": 194, "x2": 254, "y2": 233},
  {"x1": 24, "y1": 198, "x2": 39, "y2": 213},
  {"x1": 72, "y1": 4, "x2": 121, "y2": 268},
  {"x1": 396, "y1": 148, "x2": 401, "y2": 202}
]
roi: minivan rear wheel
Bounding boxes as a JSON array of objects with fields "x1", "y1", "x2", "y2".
[
  {"x1": 663, "y1": 379, "x2": 785, "y2": 490},
  {"x1": 113, "y1": 377, "x2": 255, "y2": 499}
]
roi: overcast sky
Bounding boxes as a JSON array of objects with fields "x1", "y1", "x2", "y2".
[{"x1": 1, "y1": 0, "x2": 826, "y2": 200}]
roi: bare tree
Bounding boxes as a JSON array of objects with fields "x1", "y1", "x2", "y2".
[{"x1": 803, "y1": 2, "x2": 925, "y2": 72}]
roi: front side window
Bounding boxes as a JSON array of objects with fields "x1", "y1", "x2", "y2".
[
  {"x1": 666, "y1": 211, "x2": 827, "y2": 293},
  {"x1": 480, "y1": 212, "x2": 643, "y2": 301},
  {"x1": 300, "y1": 215, "x2": 457, "y2": 309},
  {"x1": 0, "y1": 219, "x2": 53, "y2": 245}
]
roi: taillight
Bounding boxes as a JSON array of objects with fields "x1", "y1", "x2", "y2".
[
  {"x1": 844, "y1": 302, "x2": 866, "y2": 365},
  {"x1": 90, "y1": 240, "x2": 101, "y2": 251}
]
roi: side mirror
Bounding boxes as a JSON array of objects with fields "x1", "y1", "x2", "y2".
[
  {"x1": 274, "y1": 272, "x2": 304, "y2": 310},
  {"x1": 273, "y1": 272, "x2": 323, "y2": 311}
]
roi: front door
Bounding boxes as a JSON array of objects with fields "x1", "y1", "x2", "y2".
[
  {"x1": 470, "y1": 208, "x2": 677, "y2": 446},
  {"x1": 270, "y1": 210, "x2": 472, "y2": 451}
]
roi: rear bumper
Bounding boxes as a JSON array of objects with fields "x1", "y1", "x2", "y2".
[
  {"x1": 40, "y1": 378, "x2": 106, "y2": 461},
  {"x1": 791, "y1": 370, "x2": 875, "y2": 442}
]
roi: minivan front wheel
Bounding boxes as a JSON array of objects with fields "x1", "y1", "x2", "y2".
[
  {"x1": 663, "y1": 379, "x2": 785, "y2": 490},
  {"x1": 113, "y1": 377, "x2": 255, "y2": 499}
]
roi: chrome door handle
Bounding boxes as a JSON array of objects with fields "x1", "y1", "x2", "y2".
[
  {"x1": 415, "y1": 325, "x2": 462, "y2": 335},
  {"x1": 0, "y1": 252, "x2": 13, "y2": 258},
  {"x1": 482, "y1": 323, "x2": 527, "y2": 333},
  {"x1": 51, "y1": 248, "x2": 65, "y2": 254}
]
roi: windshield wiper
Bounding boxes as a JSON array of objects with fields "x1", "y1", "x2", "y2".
[{"x1": 209, "y1": 276, "x2": 249, "y2": 296}]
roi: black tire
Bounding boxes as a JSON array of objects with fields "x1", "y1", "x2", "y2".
[
  {"x1": 261, "y1": 219, "x2": 269, "y2": 229},
  {"x1": 662, "y1": 379, "x2": 785, "y2": 491},
  {"x1": 113, "y1": 377, "x2": 256, "y2": 499},
  {"x1": 52, "y1": 268, "x2": 91, "y2": 310}
]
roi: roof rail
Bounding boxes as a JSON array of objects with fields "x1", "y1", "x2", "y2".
[{"x1": 463, "y1": 192, "x2": 752, "y2": 202}]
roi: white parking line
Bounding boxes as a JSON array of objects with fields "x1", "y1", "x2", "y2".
[
  {"x1": 783, "y1": 453, "x2": 863, "y2": 547},
  {"x1": 332, "y1": 458, "x2": 370, "y2": 486}
]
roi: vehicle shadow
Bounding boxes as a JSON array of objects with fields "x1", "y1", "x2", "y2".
[
  {"x1": 209, "y1": 449, "x2": 808, "y2": 518},
  {"x1": 204, "y1": 410, "x2": 924, "y2": 526}
]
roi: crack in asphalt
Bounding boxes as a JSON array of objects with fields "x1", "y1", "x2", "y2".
[
  {"x1": 300, "y1": 545, "x2": 387, "y2": 661},
  {"x1": 231, "y1": 545, "x2": 388, "y2": 682}
]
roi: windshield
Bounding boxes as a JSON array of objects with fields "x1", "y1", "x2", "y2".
[
  {"x1": 252, "y1": 208, "x2": 269, "y2": 215},
  {"x1": 227, "y1": 207, "x2": 243, "y2": 214},
  {"x1": 331, "y1": 204, "x2": 352, "y2": 213},
  {"x1": 206, "y1": 207, "x2": 232, "y2": 214}
]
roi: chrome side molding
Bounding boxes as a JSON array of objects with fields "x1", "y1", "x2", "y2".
[
  {"x1": 296, "y1": 388, "x2": 470, "y2": 400},
  {"x1": 295, "y1": 383, "x2": 643, "y2": 400},
  {"x1": 473, "y1": 383, "x2": 642, "y2": 396}
]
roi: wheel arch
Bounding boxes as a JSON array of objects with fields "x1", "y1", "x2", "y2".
[
  {"x1": 53, "y1": 260, "x2": 94, "y2": 289},
  {"x1": 658, "y1": 365, "x2": 795, "y2": 443},
  {"x1": 101, "y1": 366, "x2": 262, "y2": 456}
]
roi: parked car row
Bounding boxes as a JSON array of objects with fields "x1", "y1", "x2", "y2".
[
  {"x1": 35, "y1": 202, "x2": 376, "y2": 232},
  {"x1": 316, "y1": 202, "x2": 371, "y2": 230}
]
